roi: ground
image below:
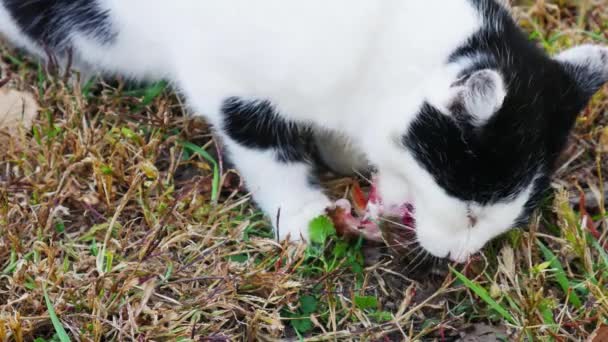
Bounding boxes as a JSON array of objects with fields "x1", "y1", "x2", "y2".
[{"x1": 1, "y1": 1, "x2": 608, "y2": 341}]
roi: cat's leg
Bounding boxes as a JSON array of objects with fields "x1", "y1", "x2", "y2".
[
  {"x1": 314, "y1": 131, "x2": 370, "y2": 175},
  {"x1": 198, "y1": 97, "x2": 330, "y2": 241}
]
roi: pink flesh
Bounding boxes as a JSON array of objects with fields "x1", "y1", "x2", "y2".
[
  {"x1": 363, "y1": 177, "x2": 414, "y2": 227},
  {"x1": 333, "y1": 177, "x2": 415, "y2": 242},
  {"x1": 334, "y1": 199, "x2": 383, "y2": 241}
]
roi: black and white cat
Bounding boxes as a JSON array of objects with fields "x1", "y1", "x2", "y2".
[{"x1": 1, "y1": 0, "x2": 607, "y2": 262}]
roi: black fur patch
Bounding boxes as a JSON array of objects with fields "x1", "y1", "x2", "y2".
[
  {"x1": 560, "y1": 60, "x2": 608, "y2": 99},
  {"x1": 405, "y1": 0, "x2": 596, "y2": 219},
  {"x1": 515, "y1": 176, "x2": 551, "y2": 226},
  {"x1": 3, "y1": 0, "x2": 114, "y2": 48},
  {"x1": 221, "y1": 97, "x2": 314, "y2": 163},
  {"x1": 405, "y1": 103, "x2": 540, "y2": 204}
]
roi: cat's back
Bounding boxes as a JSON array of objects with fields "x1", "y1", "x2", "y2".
[
  {"x1": 0, "y1": 0, "x2": 487, "y2": 95},
  {"x1": 0, "y1": 0, "x2": 483, "y2": 59},
  {"x1": 1, "y1": 0, "x2": 112, "y2": 49}
]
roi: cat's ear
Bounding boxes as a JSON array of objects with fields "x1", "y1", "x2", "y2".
[
  {"x1": 555, "y1": 45, "x2": 608, "y2": 98},
  {"x1": 456, "y1": 69, "x2": 506, "y2": 124}
]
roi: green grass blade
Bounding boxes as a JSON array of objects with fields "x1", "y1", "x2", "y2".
[
  {"x1": 450, "y1": 267, "x2": 516, "y2": 324},
  {"x1": 139, "y1": 81, "x2": 168, "y2": 107},
  {"x1": 538, "y1": 299, "x2": 557, "y2": 338},
  {"x1": 3, "y1": 53, "x2": 24, "y2": 67},
  {"x1": 42, "y1": 285, "x2": 71, "y2": 342},
  {"x1": 81, "y1": 77, "x2": 96, "y2": 98},
  {"x1": 537, "y1": 241, "x2": 582, "y2": 308},
  {"x1": 589, "y1": 235, "x2": 608, "y2": 270},
  {"x1": 37, "y1": 63, "x2": 46, "y2": 97},
  {"x1": 581, "y1": 31, "x2": 608, "y2": 43},
  {"x1": 1, "y1": 249, "x2": 18, "y2": 275},
  {"x1": 179, "y1": 141, "x2": 220, "y2": 203},
  {"x1": 123, "y1": 81, "x2": 169, "y2": 112}
]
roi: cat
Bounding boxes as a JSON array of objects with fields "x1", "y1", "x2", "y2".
[{"x1": 1, "y1": 0, "x2": 606, "y2": 262}]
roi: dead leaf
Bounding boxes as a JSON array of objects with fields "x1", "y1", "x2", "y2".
[
  {"x1": 490, "y1": 283, "x2": 501, "y2": 299},
  {"x1": 499, "y1": 245, "x2": 515, "y2": 280},
  {"x1": 396, "y1": 283, "x2": 416, "y2": 317},
  {"x1": 459, "y1": 323, "x2": 508, "y2": 342},
  {"x1": 589, "y1": 324, "x2": 608, "y2": 342},
  {"x1": 0, "y1": 87, "x2": 38, "y2": 143},
  {"x1": 135, "y1": 278, "x2": 157, "y2": 317},
  {"x1": 599, "y1": 126, "x2": 608, "y2": 153}
]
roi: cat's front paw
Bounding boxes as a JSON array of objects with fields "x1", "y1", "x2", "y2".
[{"x1": 274, "y1": 197, "x2": 332, "y2": 242}]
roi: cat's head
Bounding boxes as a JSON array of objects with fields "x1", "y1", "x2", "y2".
[{"x1": 381, "y1": 43, "x2": 608, "y2": 262}]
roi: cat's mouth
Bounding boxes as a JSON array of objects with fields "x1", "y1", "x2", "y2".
[{"x1": 327, "y1": 178, "x2": 415, "y2": 243}]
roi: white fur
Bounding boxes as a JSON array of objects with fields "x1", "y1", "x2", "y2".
[
  {"x1": 0, "y1": 1, "x2": 605, "y2": 260},
  {"x1": 461, "y1": 69, "x2": 506, "y2": 123},
  {"x1": 0, "y1": 5, "x2": 42, "y2": 57},
  {"x1": 556, "y1": 44, "x2": 608, "y2": 91},
  {"x1": 556, "y1": 44, "x2": 608, "y2": 74},
  {"x1": 314, "y1": 132, "x2": 370, "y2": 175},
  {"x1": 226, "y1": 142, "x2": 331, "y2": 241}
]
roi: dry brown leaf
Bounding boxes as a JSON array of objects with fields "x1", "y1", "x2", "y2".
[
  {"x1": 459, "y1": 323, "x2": 508, "y2": 342},
  {"x1": 600, "y1": 126, "x2": 608, "y2": 153},
  {"x1": 135, "y1": 279, "x2": 157, "y2": 317},
  {"x1": 0, "y1": 87, "x2": 38, "y2": 143},
  {"x1": 589, "y1": 324, "x2": 608, "y2": 342},
  {"x1": 498, "y1": 245, "x2": 516, "y2": 281}
]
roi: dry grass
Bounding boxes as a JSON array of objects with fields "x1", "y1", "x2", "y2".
[{"x1": 1, "y1": 1, "x2": 608, "y2": 341}]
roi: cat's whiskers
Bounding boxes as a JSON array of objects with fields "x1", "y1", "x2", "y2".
[
  {"x1": 404, "y1": 246, "x2": 429, "y2": 271},
  {"x1": 377, "y1": 216, "x2": 415, "y2": 231},
  {"x1": 384, "y1": 240, "x2": 418, "y2": 249},
  {"x1": 411, "y1": 251, "x2": 432, "y2": 271}
]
